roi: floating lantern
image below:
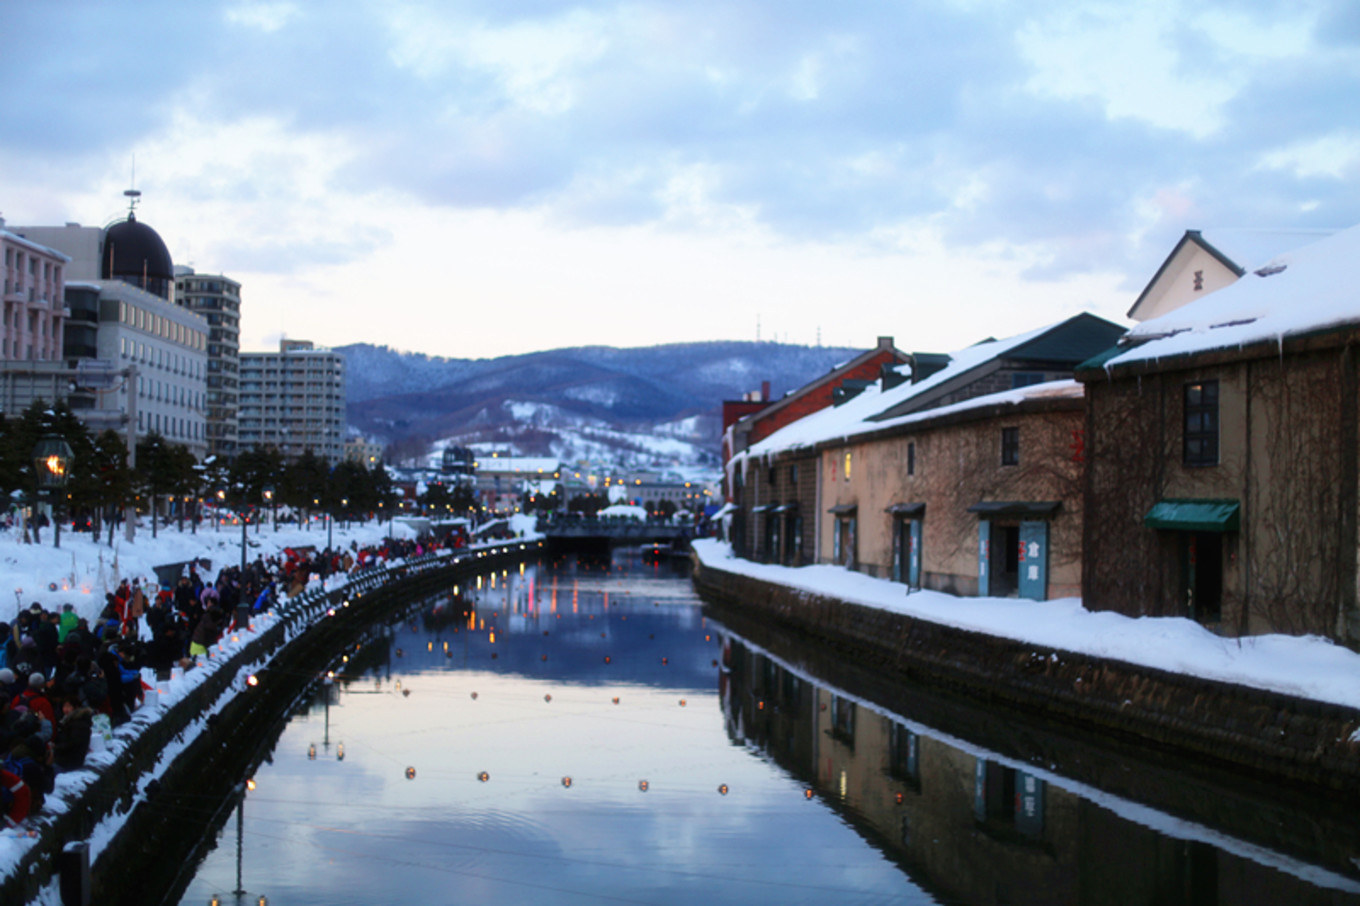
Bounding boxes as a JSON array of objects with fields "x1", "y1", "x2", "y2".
[
  {"x1": 705, "y1": 635, "x2": 710, "y2": 642},
  {"x1": 661, "y1": 657, "x2": 668, "y2": 665},
  {"x1": 612, "y1": 697, "x2": 620, "y2": 705},
  {"x1": 342, "y1": 655, "x2": 349, "y2": 664},
  {"x1": 895, "y1": 792, "x2": 904, "y2": 805},
  {"x1": 395, "y1": 680, "x2": 402, "y2": 691},
  {"x1": 717, "y1": 784, "x2": 729, "y2": 795},
  {"x1": 544, "y1": 694, "x2": 552, "y2": 703},
  {"x1": 471, "y1": 692, "x2": 478, "y2": 700},
  {"x1": 48, "y1": 582, "x2": 57, "y2": 592},
  {"x1": 805, "y1": 789, "x2": 814, "y2": 800},
  {"x1": 478, "y1": 771, "x2": 490, "y2": 782},
  {"x1": 561, "y1": 777, "x2": 572, "y2": 788},
  {"x1": 405, "y1": 767, "x2": 417, "y2": 780},
  {"x1": 443, "y1": 641, "x2": 449, "y2": 652},
  {"x1": 757, "y1": 701, "x2": 764, "y2": 710},
  {"x1": 638, "y1": 780, "x2": 649, "y2": 792},
  {"x1": 337, "y1": 743, "x2": 345, "y2": 761},
  {"x1": 541, "y1": 654, "x2": 548, "y2": 662},
  {"x1": 678, "y1": 699, "x2": 686, "y2": 707},
  {"x1": 246, "y1": 778, "x2": 256, "y2": 792},
  {"x1": 308, "y1": 744, "x2": 316, "y2": 760},
  {"x1": 427, "y1": 642, "x2": 433, "y2": 652},
  {"x1": 604, "y1": 656, "x2": 611, "y2": 664}
]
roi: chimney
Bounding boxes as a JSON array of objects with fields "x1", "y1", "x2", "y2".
[
  {"x1": 761, "y1": 380, "x2": 770, "y2": 401},
  {"x1": 877, "y1": 336, "x2": 893, "y2": 350},
  {"x1": 880, "y1": 362, "x2": 909, "y2": 390}
]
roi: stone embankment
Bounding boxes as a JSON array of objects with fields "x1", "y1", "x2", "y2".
[
  {"x1": 692, "y1": 556, "x2": 1360, "y2": 800},
  {"x1": 3, "y1": 540, "x2": 539, "y2": 906}
]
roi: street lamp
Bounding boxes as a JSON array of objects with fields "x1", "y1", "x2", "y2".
[
  {"x1": 262, "y1": 486, "x2": 274, "y2": 534},
  {"x1": 33, "y1": 435, "x2": 73, "y2": 549},
  {"x1": 216, "y1": 488, "x2": 225, "y2": 533}
]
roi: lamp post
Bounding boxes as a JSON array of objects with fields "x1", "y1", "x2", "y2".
[
  {"x1": 326, "y1": 503, "x2": 333, "y2": 552},
  {"x1": 33, "y1": 435, "x2": 73, "y2": 549},
  {"x1": 261, "y1": 487, "x2": 274, "y2": 534},
  {"x1": 241, "y1": 501, "x2": 249, "y2": 574},
  {"x1": 216, "y1": 489, "x2": 225, "y2": 533}
]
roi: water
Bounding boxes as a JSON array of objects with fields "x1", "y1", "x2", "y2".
[
  {"x1": 173, "y1": 549, "x2": 1360, "y2": 905},
  {"x1": 175, "y1": 550, "x2": 930, "y2": 905}
]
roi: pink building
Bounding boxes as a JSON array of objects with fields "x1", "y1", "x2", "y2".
[{"x1": 0, "y1": 218, "x2": 67, "y2": 361}]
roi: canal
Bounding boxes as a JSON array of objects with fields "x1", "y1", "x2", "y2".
[{"x1": 168, "y1": 548, "x2": 1360, "y2": 905}]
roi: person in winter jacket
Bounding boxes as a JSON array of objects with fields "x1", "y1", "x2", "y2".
[
  {"x1": 52, "y1": 697, "x2": 93, "y2": 772},
  {"x1": 0, "y1": 765, "x2": 30, "y2": 828},
  {"x1": 189, "y1": 606, "x2": 225, "y2": 659},
  {"x1": 11, "y1": 673, "x2": 55, "y2": 728}
]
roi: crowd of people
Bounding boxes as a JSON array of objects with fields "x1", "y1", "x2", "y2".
[{"x1": 0, "y1": 531, "x2": 468, "y2": 830}]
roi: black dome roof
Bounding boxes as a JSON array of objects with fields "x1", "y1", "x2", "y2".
[{"x1": 102, "y1": 213, "x2": 173, "y2": 298}]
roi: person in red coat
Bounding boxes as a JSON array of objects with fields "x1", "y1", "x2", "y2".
[
  {"x1": 11, "y1": 673, "x2": 55, "y2": 726},
  {"x1": 1, "y1": 767, "x2": 30, "y2": 828}
]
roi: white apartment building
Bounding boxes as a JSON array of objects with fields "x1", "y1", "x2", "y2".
[{"x1": 238, "y1": 339, "x2": 346, "y2": 463}]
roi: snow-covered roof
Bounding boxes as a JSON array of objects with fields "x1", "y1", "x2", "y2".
[
  {"x1": 475, "y1": 456, "x2": 560, "y2": 474},
  {"x1": 1196, "y1": 228, "x2": 1334, "y2": 273},
  {"x1": 743, "y1": 317, "x2": 1084, "y2": 459},
  {"x1": 1106, "y1": 224, "x2": 1360, "y2": 370}
]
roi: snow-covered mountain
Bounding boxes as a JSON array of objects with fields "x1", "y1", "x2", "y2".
[{"x1": 340, "y1": 340, "x2": 860, "y2": 469}]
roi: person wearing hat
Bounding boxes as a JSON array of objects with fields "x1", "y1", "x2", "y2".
[
  {"x1": 57, "y1": 604, "x2": 78, "y2": 644},
  {"x1": 11, "y1": 673, "x2": 54, "y2": 727},
  {"x1": 0, "y1": 668, "x2": 17, "y2": 702}
]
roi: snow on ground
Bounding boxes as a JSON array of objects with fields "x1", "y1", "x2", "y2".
[
  {"x1": 693, "y1": 539, "x2": 1360, "y2": 711},
  {"x1": 0, "y1": 516, "x2": 544, "y2": 884},
  {"x1": 0, "y1": 519, "x2": 392, "y2": 629}
]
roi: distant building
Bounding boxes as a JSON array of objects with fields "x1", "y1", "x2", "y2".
[
  {"x1": 175, "y1": 267, "x2": 241, "y2": 458},
  {"x1": 238, "y1": 339, "x2": 346, "y2": 463},
  {"x1": 344, "y1": 437, "x2": 384, "y2": 468}
]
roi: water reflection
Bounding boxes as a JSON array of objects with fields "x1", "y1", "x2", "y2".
[
  {"x1": 175, "y1": 552, "x2": 932, "y2": 906},
  {"x1": 719, "y1": 631, "x2": 1360, "y2": 905}
]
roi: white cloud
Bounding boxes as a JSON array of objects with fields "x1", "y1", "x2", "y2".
[
  {"x1": 223, "y1": 1, "x2": 300, "y2": 33},
  {"x1": 1256, "y1": 132, "x2": 1360, "y2": 180},
  {"x1": 1015, "y1": 2, "x2": 1237, "y2": 138}
]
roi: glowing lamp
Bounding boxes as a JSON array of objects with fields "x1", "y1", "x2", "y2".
[
  {"x1": 717, "y1": 784, "x2": 729, "y2": 795},
  {"x1": 638, "y1": 780, "x2": 649, "y2": 792},
  {"x1": 405, "y1": 767, "x2": 417, "y2": 780},
  {"x1": 337, "y1": 743, "x2": 345, "y2": 761},
  {"x1": 478, "y1": 771, "x2": 490, "y2": 782}
]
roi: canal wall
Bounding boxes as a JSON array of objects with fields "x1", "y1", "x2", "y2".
[
  {"x1": 692, "y1": 556, "x2": 1360, "y2": 801},
  {"x1": 3, "y1": 541, "x2": 537, "y2": 906}
]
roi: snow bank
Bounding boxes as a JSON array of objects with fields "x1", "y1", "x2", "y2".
[{"x1": 692, "y1": 539, "x2": 1360, "y2": 711}]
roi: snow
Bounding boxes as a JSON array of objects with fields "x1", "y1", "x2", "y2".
[
  {"x1": 598, "y1": 504, "x2": 646, "y2": 520},
  {"x1": 692, "y1": 539, "x2": 1360, "y2": 711},
  {"x1": 0, "y1": 517, "x2": 545, "y2": 883},
  {"x1": 1110, "y1": 224, "x2": 1360, "y2": 368},
  {"x1": 739, "y1": 319, "x2": 1077, "y2": 462},
  {"x1": 1197, "y1": 227, "x2": 1334, "y2": 273}
]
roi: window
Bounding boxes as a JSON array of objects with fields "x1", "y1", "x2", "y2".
[
  {"x1": 1010, "y1": 372, "x2": 1045, "y2": 388},
  {"x1": 1184, "y1": 380, "x2": 1219, "y2": 466},
  {"x1": 907, "y1": 442, "x2": 915, "y2": 476},
  {"x1": 1001, "y1": 427, "x2": 1020, "y2": 466},
  {"x1": 844, "y1": 452, "x2": 852, "y2": 481},
  {"x1": 789, "y1": 464, "x2": 798, "y2": 485},
  {"x1": 830, "y1": 694, "x2": 855, "y2": 743}
]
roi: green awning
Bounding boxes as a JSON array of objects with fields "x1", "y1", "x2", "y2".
[{"x1": 1144, "y1": 499, "x2": 1240, "y2": 532}]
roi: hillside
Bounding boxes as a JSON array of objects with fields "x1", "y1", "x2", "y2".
[{"x1": 339, "y1": 340, "x2": 860, "y2": 469}]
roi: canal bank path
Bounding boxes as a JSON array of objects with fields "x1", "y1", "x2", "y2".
[
  {"x1": 692, "y1": 539, "x2": 1360, "y2": 716},
  {"x1": 0, "y1": 514, "x2": 540, "y2": 903}
]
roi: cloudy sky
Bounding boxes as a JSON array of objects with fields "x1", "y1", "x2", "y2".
[{"x1": 2, "y1": 1, "x2": 1356, "y2": 359}]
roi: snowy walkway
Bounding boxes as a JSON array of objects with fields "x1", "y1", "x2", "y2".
[{"x1": 692, "y1": 539, "x2": 1360, "y2": 714}]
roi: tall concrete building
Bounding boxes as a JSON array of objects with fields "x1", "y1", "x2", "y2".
[
  {"x1": 6, "y1": 211, "x2": 208, "y2": 457},
  {"x1": 238, "y1": 339, "x2": 346, "y2": 463},
  {"x1": 174, "y1": 267, "x2": 240, "y2": 458}
]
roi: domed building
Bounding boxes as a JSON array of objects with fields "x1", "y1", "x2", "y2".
[{"x1": 101, "y1": 211, "x2": 174, "y2": 301}]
